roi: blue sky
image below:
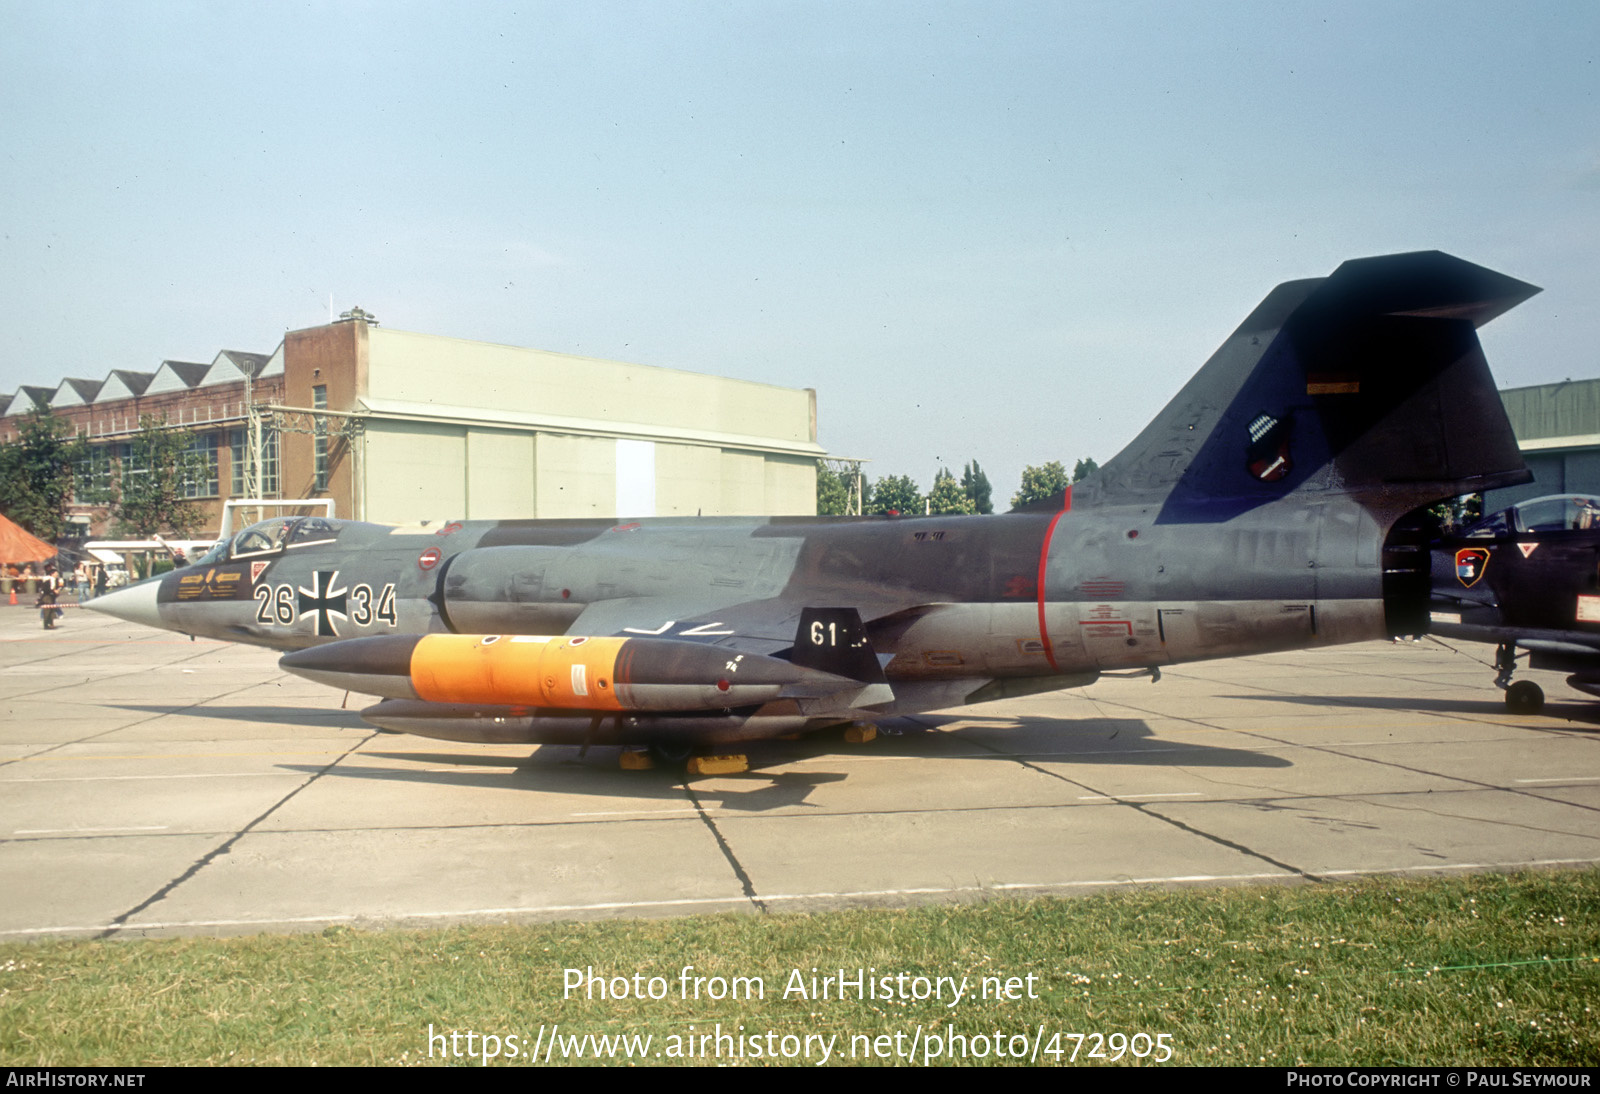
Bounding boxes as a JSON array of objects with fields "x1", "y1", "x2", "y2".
[{"x1": 2, "y1": 2, "x2": 1595, "y2": 503}]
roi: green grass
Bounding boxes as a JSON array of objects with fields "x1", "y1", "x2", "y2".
[{"x1": 3, "y1": 870, "x2": 1597, "y2": 1066}]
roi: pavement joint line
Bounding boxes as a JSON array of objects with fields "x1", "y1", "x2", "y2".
[
  {"x1": 15, "y1": 825, "x2": 170, "y2": 835},
  {"x1": 770, "y1": 736, "x2": 1542, "y2": 764},
  {"x1": 5, "y1": 776, "x2": 1591, "y2": 846},
  {"x1": 910, "y1": 714, "x2": 1322, "y2": 883},
  {"x1": 3, "y1": 772, "x2": 308, "y2": 783},
  {"x1": 1, "y1": 748, "x2": 363, "y2": 763},
  {"x1": 572, "y1": 807, "x2": 706, "y2": 817},
  {"x1": 1128, "y1": 659, "x2": 1600, "y2": 738},
  {"x1": 0, "y1": 732, "x2": 1512, "y2": 769},
  {"x1": 7, "y1": 623, "x2": 1600, "y2": 938},
  {"x1": 1308, "y1": 787, "x2": 1600, "y2": 845},
  {"x1": 1134, "y1": 800, "x2": 1318, "y2": 881},
  {"x1": 1077, "y1": 692, "x2": 1506, "y2": 749},
  {"x1": 1072, "y1": 690, "x2": 1600, "y2": 816},
  {"x1": 0, "y1": 660, "x2": 287, "y2": 771},
  {"x1": 99, "y1": 728, "x2": 382, "y2": 940},
  {"x1": 683, "y1": 782, "x2": 767, "y2": 914},
  {"x1": 1077, "y1": 792, "x2": 1201, "y2": 801},
  {"x1": 1268, "y1": 738, "x2": 1600, "y2": 818},
  {"x1": 0, "y1": 635, "x2": 220, "y2": 692},
  {"x1": 0, "y1": 627, "x2": 170, "y2": 667},
  {"x1": 13, "y1": 858, "x2": 1600, "y2": 939}
]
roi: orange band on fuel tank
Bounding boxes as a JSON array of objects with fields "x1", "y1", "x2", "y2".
[{"x1": 410, "y1": 634, "x2": 627, "y2": 710}]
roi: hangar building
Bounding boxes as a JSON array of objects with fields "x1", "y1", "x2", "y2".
[
  {"x1": 1484, "y1": 378, "x2": 1600, "y2": 511},
  {"x1": 0, "y1": 310, "x2": 823, "y2": 536}
]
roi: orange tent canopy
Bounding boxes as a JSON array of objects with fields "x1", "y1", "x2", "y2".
[{"x1": 0, "y1": 513, "x2": 56, "y2": 564}]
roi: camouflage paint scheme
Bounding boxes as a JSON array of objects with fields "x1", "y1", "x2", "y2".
[
  {"x1": 1429, "y1": 494, "x2": 1600, "y2": 712},
  {"x1": 92, "y1": 251, "x2": 1537, "y2": 752}
]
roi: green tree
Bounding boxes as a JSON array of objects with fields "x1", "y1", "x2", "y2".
[
  {"x1": 928, "y1": 468, "x2": 976, "y2": 515},
  {"x1": 816, "y1": 460, "x2": 851, "y2": 516},
  {"x1": 870, "y1": 474, "x2": 923, "y2": 516},
  {"x1": 1072, "y1": 456, "x2": 1100, "y2": 483},
  {"x1": 111, "y1": 417, "x2": 207, "y2": 537},
  {"x1": 0, "y1": 406, "x2": 86, "y2": 541},
  {"x1": 1429, "y1": 493, "x2": 1484, "y2": 534},
  {"x1": 960, "y1": 460, "x2": 993, "y2": 514},
  {"x1": 1010, "y1": 460, "x2": 1071, "y2": 509}
]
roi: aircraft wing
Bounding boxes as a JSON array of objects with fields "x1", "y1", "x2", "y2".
[{"x1": 564, "y1": 591, "x2": 927, "y2": 658}]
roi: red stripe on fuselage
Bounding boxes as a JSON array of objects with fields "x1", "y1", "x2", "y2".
[{"x1": 1035, "y1": 486, "x2": 1072, "y2": 671}]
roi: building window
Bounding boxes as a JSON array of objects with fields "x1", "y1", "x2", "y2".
[
  {"x1": 262, "y1": 430, "x2": 280, "y2": 497},
  {"x1": 312, "y1": 385, "x2": 328, "y2": 492},
  {"x1": 182, "y1": 433, "x2": 220, "y2": 499},
  {"x1": 72, "y1": 445, "x2": 115, "y2": 504},
  {"x1": 229, "y1": 429, "x2": 244, "y2": 496},
  {"x1": 230, "y1": 428, "x2": 280, "y2": 497},
  {"x1": 114, "y1": 441, "x2": 143, "y2": 495}
]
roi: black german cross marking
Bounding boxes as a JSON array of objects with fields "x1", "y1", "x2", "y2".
[{"x1": 298, "y1": 570, "x2": 349, "y2": 637}]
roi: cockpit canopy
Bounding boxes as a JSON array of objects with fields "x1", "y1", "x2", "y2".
[
  {"x1": 192, "y1": 516, "x2": 349, "y2": 565},
  {"x1": 1462, "y1": 494, "x2": 1600, "y2": 538}
]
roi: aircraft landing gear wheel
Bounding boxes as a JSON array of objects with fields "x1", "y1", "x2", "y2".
[{"x1": 1505, "y1": 680, "x2": 1544, "y2": 714}]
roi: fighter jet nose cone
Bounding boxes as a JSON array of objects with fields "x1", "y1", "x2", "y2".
[{"x1": 85, "y1": 578, "x2": 164, "y2": 630}]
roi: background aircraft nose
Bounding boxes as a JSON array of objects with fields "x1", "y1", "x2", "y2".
[{"x1": 85, "y1": 578, "x2": 164, "y2": 630}]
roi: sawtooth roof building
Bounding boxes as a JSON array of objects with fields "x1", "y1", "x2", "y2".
[{"x1": 0, "y1": 311, "x2": 823, "y2": 538}]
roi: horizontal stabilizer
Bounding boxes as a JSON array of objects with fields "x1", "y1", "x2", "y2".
[{"x1": 1309, "y1": 250, "x2": 1539, "y2": 328}]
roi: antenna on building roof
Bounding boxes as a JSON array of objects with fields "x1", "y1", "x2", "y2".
[{"x1": 336, "y1": 306, "x2": 379, "y2": 326}]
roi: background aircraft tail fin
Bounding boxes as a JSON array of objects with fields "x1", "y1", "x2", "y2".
[{"x1": 1073, "y1": 251, "x2": 1538, "y2": 526}]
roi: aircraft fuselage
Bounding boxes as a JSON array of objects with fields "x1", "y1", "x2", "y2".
[{"x1": 132, "y1": 496, "x2": 1387, "y2": 709}]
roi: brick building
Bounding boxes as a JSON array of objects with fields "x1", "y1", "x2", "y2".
[{"x1": 1, "y1": 311, "x2": 822, "y2": 538}]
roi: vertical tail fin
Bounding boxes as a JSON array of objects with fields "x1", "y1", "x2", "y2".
[{"x1": 1075, "y1": 251, "x2": 1537, "y2": 527}]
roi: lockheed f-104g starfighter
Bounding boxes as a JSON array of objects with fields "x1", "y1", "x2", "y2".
[{"x1": 90, "y1": 251, "x2": 1538, "y2": 762}]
